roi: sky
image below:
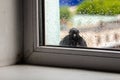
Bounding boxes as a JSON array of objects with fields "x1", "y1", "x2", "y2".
[{"x1": 60, "y1": 0, "x2": 83, "y2": 6}]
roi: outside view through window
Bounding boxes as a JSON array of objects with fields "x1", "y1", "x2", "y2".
[{"x1": 44, "y1": 0, "x2": 120, "y2": 49}]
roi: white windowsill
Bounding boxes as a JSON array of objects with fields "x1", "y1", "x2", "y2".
[{"x1": 0, "y1": 65, "x2": 120, "y2": 80}]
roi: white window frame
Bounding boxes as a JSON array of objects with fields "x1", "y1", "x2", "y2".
[{"x1": 24, "y1": 0, "x2": 120, "y2": 72}]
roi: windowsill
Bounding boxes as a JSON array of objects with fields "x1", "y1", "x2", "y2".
[{"x1": 0, "y1": 65, "x2": 120, "y2": 80}]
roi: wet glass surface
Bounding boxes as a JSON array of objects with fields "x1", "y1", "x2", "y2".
[{"x1": 43, "y1": 0, "x2": 120, "y2": 49}]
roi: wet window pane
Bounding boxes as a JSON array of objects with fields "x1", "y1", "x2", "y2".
[{"x1": 43, "y1": 0, "x2": 120, "y2": 49}]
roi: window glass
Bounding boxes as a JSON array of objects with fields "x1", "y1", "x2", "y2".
[{"x1": 44, "y1": 0, "x2": 120, "y2": 49}]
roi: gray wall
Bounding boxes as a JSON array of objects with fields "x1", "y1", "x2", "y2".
[{"x1": 0, "y1": 0, "x2": 23, "y2": 66}]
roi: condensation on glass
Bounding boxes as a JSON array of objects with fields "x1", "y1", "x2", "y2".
[{"x1": 43, "y1": 0, "x2": 120, "y2": 49}]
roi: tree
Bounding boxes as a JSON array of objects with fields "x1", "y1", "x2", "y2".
[
  {"x1": 76, "y1": 0, "x2": 120, "y2": 16},
  {"x1": 60, "y1": 6, "x2": 71, "y2": 20}
]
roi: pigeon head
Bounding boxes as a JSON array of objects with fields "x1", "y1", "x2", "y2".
[{"x1": 69, "y1": 28, "x2": 80, "y2": 38}]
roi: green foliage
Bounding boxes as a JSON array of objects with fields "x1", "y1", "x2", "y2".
[
  {"x1": 60, "y1": 6, "x2": 71, "y2": 20},
  {"x1": 76, "y1": 0, "x2": 120, "y2": 15}
]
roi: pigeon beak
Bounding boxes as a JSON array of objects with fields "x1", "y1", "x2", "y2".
[{"x1": 73, "y1": 34, "x2": 76, "y2": 37}]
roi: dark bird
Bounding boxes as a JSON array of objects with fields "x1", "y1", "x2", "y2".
[{"x1": 60, "y1": 28, "x2": 87, "y2": 47}]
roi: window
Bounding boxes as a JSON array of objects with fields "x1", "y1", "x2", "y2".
[
  {"x1": 96, "y1": 36, "x2": 101, "y2": 46},
  {"x1": 106, "y1": 35, "x2": 110, "y2": 42},
  {"x1": 24, "y1": 0, "x2": 120, "y2": 72},
  {"x1": 44, "y1": 0, "x2": 120, "y2": 49},
  {"x1": 114, "y1": 33, "x2": 119, "y2": 42}
]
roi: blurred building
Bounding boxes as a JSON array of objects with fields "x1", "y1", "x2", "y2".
[
  {"x1": 80, "y1": 20, "x2": 120, "y2": 48},
  {"x1": 60, "y1": 20, "x2": 120, "y2": 49}
]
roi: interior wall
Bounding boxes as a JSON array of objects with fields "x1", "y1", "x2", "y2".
[{"x1": 0, "y1": 0, "x2": 23, "y2": 66}]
